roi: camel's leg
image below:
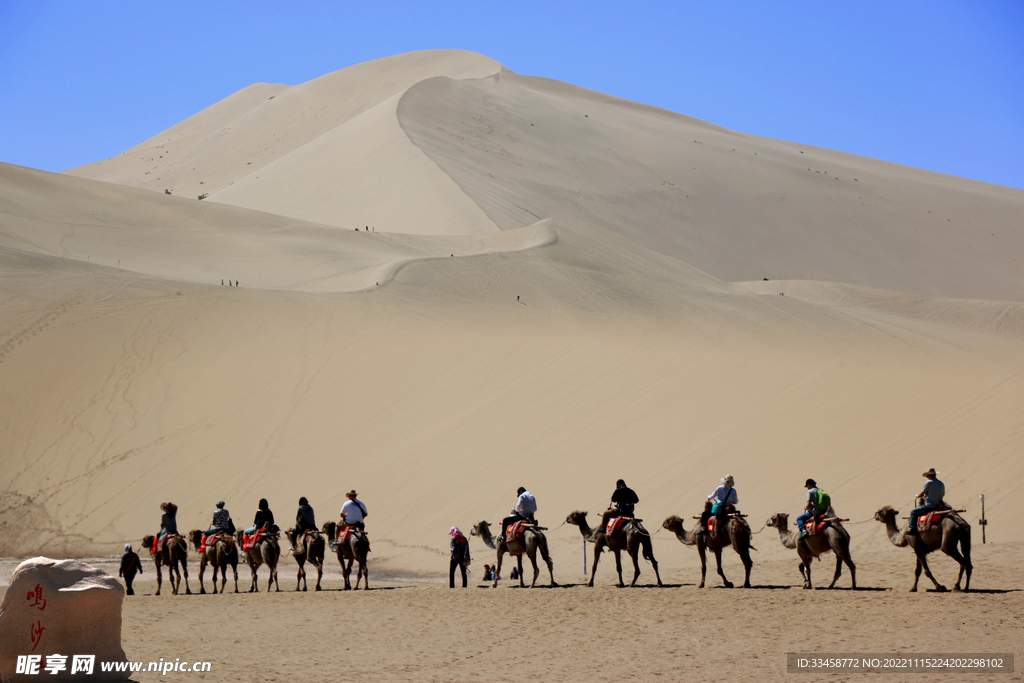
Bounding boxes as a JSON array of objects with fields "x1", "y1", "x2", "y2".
[
  {"x1": 181, "y1": 558, "x2": 191, "y2": 595},
  {"x1": 911, "y1": 556, "x2": 922, "y2": 592},
  {"x1": 613, "y1": 550, "x2": 625, "y2": 588},
  {"x1": 845, "y1": 553, "x2": 857, "y2": 590},
  {"x1": 295, "y1": 558, "x2": 305, "y2": 592},
  {"x1": 538, "y1": 538, "x2": 557, "y2": 587},
  {"x1": 199, "y1": 556, "x2": 208, "y2": 594},
  {"x1": 915, "y1": 550, "x2": 946, "y2": 592},
  {"x1": 314, "y1": 558, "x2": 323, "y2": 592},
  {"x1": 493, "y1": 549, "x2": 505, "y2": 588},
  {"x1": 528, "y1": 551, "x2": 540, "y2": 588},
  {"x1": 798, "y1": 561, "x2": 808, "y2": 587},
  {"x1": 342, "y1": 556, "x2": 352, "y2": 590},
  {"x1": 714, "y1": 550, "x2": 733, "y2": 589},
  {"x1": 736, "y1": 545, "x2": 753, "y2": 589},
  {"x1": 588, "y1": 541, "x2": 603, "y2": 587},
  {"x1": 799, "y1": 549, "x2": 812, "y2": 589},
  {"x1": 697, "y1": 544, "x2": 708, "y2": 588},
  {"x1": 941, "y1": 531, "x2": 971, "y2": 592},
  {"x1": 231, "y1": 559, "x2": 239, "y2": 593},
  {"x1": 170, "y1": 562, "x2": 180, "y2": 595},
  {"x1": 958, "y1": 532, "x2": 972, "y2": 592},
  {"x1": 640, "y1": 533, "x2": 662, "y2": 587},
  {"x1": 154, "y1": 562, "x2": 163, "y2": 596},
  {"x1": 828, "y1": 555, "x2": 843, "y2": 589},
  {"x1": 517, "y1": 554, "x2": 526, "y2": 588},
  {"x1": 628, "y1": 548, "x2": 642, "y2": 587}
]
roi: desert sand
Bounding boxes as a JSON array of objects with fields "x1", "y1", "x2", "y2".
[{"x1": 2, "y1": 49, "x2": 1022, "y2": 681}]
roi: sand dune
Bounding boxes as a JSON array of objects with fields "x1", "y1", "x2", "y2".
[{"x1": 3, "y1": 49, "x2": 1023, "y2": 583}]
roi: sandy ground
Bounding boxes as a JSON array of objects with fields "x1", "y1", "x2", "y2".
[{"x1": 2, "y1": 544, "x2": 1021, "y2": 683}]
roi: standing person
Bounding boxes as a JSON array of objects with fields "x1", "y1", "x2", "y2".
[
  {"x1": 700, "y1": 475, "x2": 738, "y2": 534},
  {"x1": 449, "y1": 526, "x2": 471, "y2": 588},
  {"x1": 202, "y1": 500, "x2": 235, "y2": 539},
  {"x1": 500, "y1": 487, "x2": 537, "y2": 542},
  {"x1": 907, "y1": 468, "x2": 945, "y2": 535},
  {"x1": 119, "y1": 543, "x2": 143, "y2": 595},
  {"x1": 601, "y1": 479, "x2": 639, "y2": 529},
  {"x1": 295, "y1": 497, "x2": 316, "y2": 536},
  {"x1": 796, "y1": 479, "x2": 828, "y2": 538},
  {"x1": 243, "y1": 498, "x2": 274, "y2": 536},
  {"x1": 340, "y1": 490, "x2": 368, "y2": 530}
]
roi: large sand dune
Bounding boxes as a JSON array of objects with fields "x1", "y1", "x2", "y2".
[{"x1": 3, "y1": 49, "x2": 1023, "y2": 584}]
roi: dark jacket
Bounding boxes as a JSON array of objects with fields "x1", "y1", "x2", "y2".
[
  {"x1": 611, "y1": 486, "x2": 639, "y2": 516},
  {"x1": 253, "y1": 509, "x2": 275, "y2": 529},
  {"x1": 450, "y1": 537, "x2": 471, "y2": 562},
  {"x1": 296, "y1": 504, "x2": 316, "y2": 531},
  {"x1": 120, "y1": 551, "x2": 143, "y2": 577}
]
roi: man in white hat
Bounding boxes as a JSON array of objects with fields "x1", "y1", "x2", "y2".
[
  {"x1": 907, "y1": 468, "x2": 945, "y2": 535},
  {"x1": 700, "y1": 475, "x2": 738, "y2": 536},
  {"x1": 340, "y1": 490, "x2": 368, "y2": 531}
]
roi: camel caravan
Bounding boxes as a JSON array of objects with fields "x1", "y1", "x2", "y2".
[{"x1": 135, "y1": 469, "x2": 974, "y2": 595}]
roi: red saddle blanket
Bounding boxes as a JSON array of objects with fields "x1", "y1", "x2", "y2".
[
  {"x1": 605, "y1": 516, "x2": 628, "y2": 536},
  {"x1": 706, "y1": 517, "x2": 722, "y2": 540},
  {"x1": 917, "y1": 511, "x2": 945, "y2": 533},
  {"x1": 242, "y1": 529, "x2": 271, "y2": 552},
  {"x1": 506, "y1": 521, "x2": 530, "y2": 545},
  {"x1": 199, "y1": 532, "x2": 229, "y2": 553},
  {"x1": 337, "y1": 525, "x2": 355, "y2": 545},
  {"x1": 804, "y1": 515, "x2": 830, "y2": 537},
  {"x1": 151, "y1": 534, "x2": 179, "y2": 555}
]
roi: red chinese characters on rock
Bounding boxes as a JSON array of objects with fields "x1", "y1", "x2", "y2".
[{"x1": 26, "y1": 583, "x2": 46, "y2": 651}]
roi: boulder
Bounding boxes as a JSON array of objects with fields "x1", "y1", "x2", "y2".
[{"x1": 0, "y1": 558, "x2": 128, "y2": 681}]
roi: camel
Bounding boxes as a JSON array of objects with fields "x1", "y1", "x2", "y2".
[
  {"x1": 323, "y1": 521, "x2": 370, "y2": 590},
  {"x1": 661, "y1": 513, "x2": 754, "y2": 588},
  {"x1": 566, "y1": 511, "x2": 662, "y2": 588},
  {"x1": 875, "y1": 506, "x2": 972, "y2": 592},
  {"x1": 187, "y1": 530, "x2": 239, "y2": 594},
  {"x1": 141, "y1": 534, "x2": 191, "y2": 595},
  {"x1": 470, "y1": 520, "x2": 556, "y2": 588},
  {"x1": 284, "y1": 527, "x2": 325, "y2": 591},
  {"x1": 234, "y1": 528, "x2": 281, "y2": 593},
  {"x1": 766, "y1": 512, "x2": 856, "y2": 589}
]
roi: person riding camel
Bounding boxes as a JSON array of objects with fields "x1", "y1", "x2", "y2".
[
  {"x1": 340, "y1": 490, "x2": 368, "y2": 531},
  {"x1": 600, "y1": 479, "x2": 639, "y2": 530},
  {"x1": 500, "y1": 487, "x2": 537, "y2": 542},
  {"x1": 701, "y1": 475, "x2": 738, "y2": 536},
  {"x1": 202, "y1": 500, "x2": 235, "y2": 539},
  {"x1": 243, "y1": 498, "x2": 275, "y2": 536},
  {"x1": 796, "y1": 479, "x2": 828, "y2": 538},
  {"x1": 907, "y1": 468, "x2": 945, "y2": 535},
  {"x1": 295, "y1": 497, "x2": 317, "y2": 537},
  {"x1": 157, "y1": 502, "x2": 178, "y2": 542}
]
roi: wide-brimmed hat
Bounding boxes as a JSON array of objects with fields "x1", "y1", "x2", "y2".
[
  {"x1": 721, "y1": 475, "x2": 735, "y2": 486},
  {"x1": 922, "y1": 468, "x2": 937, "y2": 477},
  {"x1": 346, "y1": 490, "x2": 358, "y2": 497}
]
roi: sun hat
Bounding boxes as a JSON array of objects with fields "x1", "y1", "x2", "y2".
[
  {"x1": 346, "y1": 490, "x2": 358, "y2": 497},
  {"x1": 923, "y1": 468, "x2": 937, "y2": 477},
  {"x1": 721, "y1": 475, "x2": 735, "y2": 486}
]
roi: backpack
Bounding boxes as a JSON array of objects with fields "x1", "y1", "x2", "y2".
[{"x1": 815, "y1": 489, "x2": 831, "y2": 512}]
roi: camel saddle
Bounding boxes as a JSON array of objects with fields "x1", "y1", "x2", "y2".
[
  {"x1": 336, "y1": 525, "x2": 357, "y2": 545},
  {"x1": 152, "y1": 533, "x2": 179, "y2": 555},
  {"x1": 804, "y1": 514, "x2": 830, "y2": 537},
  {"x1": 506, "y1": 520, "x2": 532, "y2": 545},
  {"x1": 605, "y1": 516, "x2": 630, "y2": 536},
  {"x1": 917, "y1": 511, "x2": 945, "y2": 533},
  {"x1": 199, "y1": 532, "x2": 229, "y2": 553},
  {"x1": 242, "y1": 528, "x2": 271, "y2": 552}
]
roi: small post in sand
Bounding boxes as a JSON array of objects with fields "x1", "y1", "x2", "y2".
[{"x1": 979, "y1": 494, "x2": 986, "y2": 544}]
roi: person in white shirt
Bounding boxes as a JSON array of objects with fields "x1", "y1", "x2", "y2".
[
  {"x1": 500, "y1": 487, "x2": 537, "y2": 542},
  {"x1": 340, "y1": 490, "x2": 368, "y2": 531},
  {"x1": 700, "y1": 475, "x2": 738, "y2": 536}
]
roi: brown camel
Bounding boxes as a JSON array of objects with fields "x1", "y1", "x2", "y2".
[
  {"x1": 566, "y1": 511, "x2": 662, "y2": 588},
  {"x1": 323, "y1": 521, "x2": 371, "y2": 590},
  {"x1": 285, "y1": 527, "x2": 325, "y2": 591},
  {"x1": 234, "y1": 528, "x2": 281, "y2": 592},
  {"x1": 875, "y1": 506, "x2": 972, "y2": 592},
  {"x1": 766, "y1": 512, "x2": 856, "y2": 589},
  {"x1": 470, "y1": 520, "x2": 556, "y2": 588},
  {"x1": 141, "y1": 534, "x2": 191, "y2": 595},
  {"x1": 661, "y1": 513, "x2": 754, "y2": 588},
  {"x1": 187, "y1": 530, "x2": 239, "y2": 594}
]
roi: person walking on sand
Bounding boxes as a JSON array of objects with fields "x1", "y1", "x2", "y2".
[
  {"x1": 119, "y1": 543, "x2": 143, "y2": 595},
  {"x1": 450, "y1": 526, "x2": 472, "y2": 588}
]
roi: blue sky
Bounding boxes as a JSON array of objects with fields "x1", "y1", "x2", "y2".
[{"x1": 2, "y1": 1, "x2": 1022, "y2": 189}]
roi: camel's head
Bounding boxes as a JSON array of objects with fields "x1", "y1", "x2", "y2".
[
  {"x1": 284, "y1": 526, "x2": 297, "y2": 544},
  {"x1": 322, "y1": 521, "x2": 336, "y2": 539},
  {"x1": 766, "y1": 513, "x2": 788, "y2": 529},
  {"x1": 188, "y1": 529, "x2": 203, "y2": 550},
  {"x1": 661, "y1": 516, "x2": 683, "y2": 531},
  {"x1": 470, "y1": 521, "x2": 490, "y2": 537},
  {"x1": 141, "y1": 535, "x2": 155, "y2": 549},
  {"x1": 565, "y1": 510, "x2": 588, "y2": 526},
  {"x1": 875, "y1": 506, "x2": 898, "y2": 523}
]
